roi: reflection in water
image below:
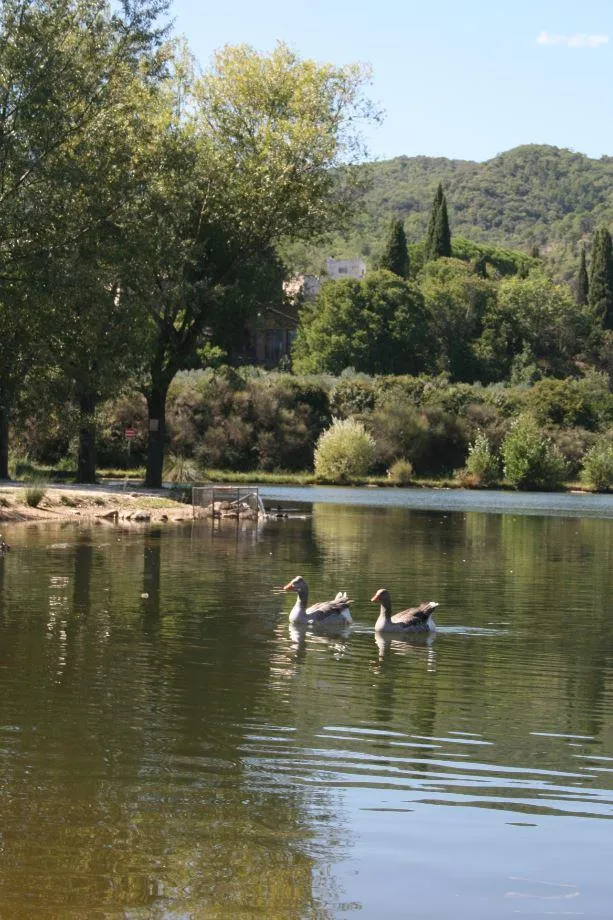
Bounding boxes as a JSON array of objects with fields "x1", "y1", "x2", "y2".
[{"x1": 0, "y1": 502, "x2": 612, "y2": 918}]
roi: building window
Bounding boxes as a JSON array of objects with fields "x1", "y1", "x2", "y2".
[{"x1": 338, "y1": 266, "x2": 348, "y2": 274}]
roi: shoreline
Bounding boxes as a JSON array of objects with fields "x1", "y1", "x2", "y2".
[{"x1": 0, "y1": 482, "x2": 192, "y2": 525}]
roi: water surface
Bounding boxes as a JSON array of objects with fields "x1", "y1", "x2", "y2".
[{"x1": 1, "y1": 493, "x2": 612, "y2": 918}]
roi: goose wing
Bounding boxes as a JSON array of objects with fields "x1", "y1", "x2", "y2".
[
  {"x1": 391, "y1": 601, "x2": 439, "y2": 627},
  {"x1": 307, "y1": 596, "x2": 352, "y2": 623}
]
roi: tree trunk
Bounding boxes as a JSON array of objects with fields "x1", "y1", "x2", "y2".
[
  {"x1": 145, "y1": 383, "x2": 169, "y2": 488},
  {"x1": 76, "y1": 392, "x2": 97, "y2": 484},
  {"x1": 0, "y1": 401, "x2": 9, "y2": 480}
]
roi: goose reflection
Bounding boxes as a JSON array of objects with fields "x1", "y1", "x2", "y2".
[{"x1": 374, "y1": 631, "x2": 437, "y2": 671}]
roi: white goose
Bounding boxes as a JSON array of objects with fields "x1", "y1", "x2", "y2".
[
  {"x1": 283, "y1": 576, "x2": 353, "y2": 626},
  {"x1": 371, "y1": 588, "x2": 438, "y2": 634}
]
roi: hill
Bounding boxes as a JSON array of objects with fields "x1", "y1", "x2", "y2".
[{"x1": 288, "y1": 145, "x2": 613, "y2": 281}]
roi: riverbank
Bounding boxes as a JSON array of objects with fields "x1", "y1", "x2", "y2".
[{"x1": 0, "y1": 482, "x2": 191, "y2": 524}]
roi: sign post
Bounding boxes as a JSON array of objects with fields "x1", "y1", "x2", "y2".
[{"x1": 124, "y1": 427, "x2": 137, "y2": 462}]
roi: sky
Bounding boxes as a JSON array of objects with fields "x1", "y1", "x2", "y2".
[{"x1": 169, "y1": 0, "x2": 613, "y2": 164}]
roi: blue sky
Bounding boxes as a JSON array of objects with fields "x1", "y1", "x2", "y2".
[{"x1": 170, "y1": 0, "x2": 612, "y2": 164}]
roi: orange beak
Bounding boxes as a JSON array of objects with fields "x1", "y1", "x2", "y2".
[
  {"x1": 370, "y1": 592, "x2": 381, "y2": 603},
  {"x1": 283, "y1": 581, "x2": 296, "y2": 592}
]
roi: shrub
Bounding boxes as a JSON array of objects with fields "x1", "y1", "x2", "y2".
[
  {"x1": 581, "y1": 439, "x2": 613, "y2": 491},
  {"x1": 314, "y1": 418, "x2": 376, "y2": 482},
  {"x1": 163, "y1": 453, "x2": 200, "y2": 483},
  {"x1": 24, "y1": 482, "x2": 47, "y2": 507},
  {"x1": 465, "y1": 431, "x2": 500, "y2": 486},
  {"x1": 369, "y1": 400, "x2": 468, "y2": 474},
  {"x1": 501, "y1": 415, "x2": 567, "y2": 490},
  {"x1": 329, "y1": 377, "x2": 376, "y2": 418},
  {"x1": 387, "y1": 458, "x2": 414, "y2": 485}
]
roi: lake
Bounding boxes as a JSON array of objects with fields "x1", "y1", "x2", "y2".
[{"x1": 1, "y1": 487, "x2": 612, "y2": 918}]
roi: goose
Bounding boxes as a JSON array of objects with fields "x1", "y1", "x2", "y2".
[
  {"x1": 283, "y1": 576, "x2": 353, "y2": 626},
  {"x1": 371, "y1": 588, "x2": 438, "y2": 633}
]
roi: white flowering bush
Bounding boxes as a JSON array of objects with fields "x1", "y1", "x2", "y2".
[
  {"x1": 465, "y1": 431, "x2": 500, "y2": 486},
  {"x1": 581, "y1": 439, "x2": 613, "y2": 491},
  {"x1": 314, "y1": 418, "x2": 376, "y2": 482}
]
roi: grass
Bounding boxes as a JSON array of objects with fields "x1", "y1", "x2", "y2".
[{"x1": 24, "y1": 481, "x2": 47, "y2": 508}]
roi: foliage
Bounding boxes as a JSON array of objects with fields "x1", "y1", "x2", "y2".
[
  {"x1": 386, "y1": 458, "x2": 414, "y2": 485},
  {"x1": 501, "y1": 415, "x2": 567, "y2": 490},
  {"x1": 24, "y1": 482, "x2": 47, "y2": 508},
  {"x1": 581, "y1": 438, "x2": 613, "y2": 491},
  {"x1": 476, "y1": 274, "x2": 590, "y2": 382},
  {"x1": 163, "y1": 453, "x2": 200, "y2": 483},
  {"x1": 127, "y1": 41, "x2": 377, "y2": 487},
  {"x1": 313, "y1": 418, "x2": 376, "y2": 482},
  {"x1": 292, "y1": 271, "x2": 433, "y2": 375},
  {"x1": 588, "y1": 227, "x2": 613, "y2": 329},
  {"x1": 378, "y1": 218, "x2": 409, "y2": 277},
  {"x1": 284, "y1": 145, "x2": 613, "y2": 283},
  {"x1": 577, "y1": 246, "x2": 589, "y2": 306},
  {"x1": 419, "y1": 258, "x2": 496, "y2": 380},
  {"x1": 464, "y1": 431, "x2": 500, "y2": 486},
  {"x1": 425, "y1": 183, "x2": 451, "y2": 261}
]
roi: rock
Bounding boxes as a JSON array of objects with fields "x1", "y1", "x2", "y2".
[{"x1": 132, "y1": 511, "x2": 151, "y2": 522}]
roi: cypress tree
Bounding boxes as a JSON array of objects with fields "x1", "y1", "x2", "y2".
[
  {"x1": 433, "y1": 195, "x2": 452, "y2": 258},
  {"x1": 589, "y1": 228, "x2": 613, "y2": 328},
  {"x1": 425, "y1": 183, "x2": 451, "y2": 260},
  {"x1": 380, "y1": 217, "x2": 410, "y2": 278},
  {"x1": 577, "y1": 245, "x2": 589, "y2": 306}
]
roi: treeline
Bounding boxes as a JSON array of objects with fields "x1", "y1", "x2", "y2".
[{"x1": 0, "y1": 0, "x2": 374, "y2": 486}]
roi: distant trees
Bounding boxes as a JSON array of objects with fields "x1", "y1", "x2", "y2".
[
  {"x1": 589, "y1": 228, "x2": 613, "y2": 329},
  {"x1": 425, "y1": 183, "x2": 451, "y2": 261},
  {"x1": 379, "y1": 218, "x2": 409, "y2": 278}
]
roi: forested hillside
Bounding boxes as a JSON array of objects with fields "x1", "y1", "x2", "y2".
[{"x1": 292, "y1": 145, "x2": 613, "y2": 280}]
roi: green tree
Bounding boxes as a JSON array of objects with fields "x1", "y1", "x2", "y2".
[
  {"x1": 476, "y1": 274, "x2": 593, "y2": 382},
  {"x1": 379, "y1": 218, "x2": 409, "y2": 278},
  {"x1": 425, "y1": 183, "x2": 451, "y2": 261},
  {"x1": 0, "y1": 0, "x2": 168, "y2": 479},
  {"x1": 502, "y1": 414, "x2": 567, "y2": 490},
  {"x1": 292, "y1": 271, "x2": 433, "y2": 376},
  {"x1": 588, "y1": 228, "x2": 613, "y2": 329},
  {"x1": 577, "y1": 245, "x2": 589, "y2": 306},
  {"x1": 419, "y1": 257, "x2": 496, "y2": 381},
  {"x1": 127, "y1": 42, "x2": 377, "y2": 487}
]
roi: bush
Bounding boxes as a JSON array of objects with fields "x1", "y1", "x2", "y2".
[
  {"x1": 501, "y1": 415, "x2": 567, "y2": 490},
  {"x1": 387, "y1": 458, "x2": 414, "y2": 485},
  {"x1": 163, "y1": 453, "x2": 200, "y2": 483},
  {"x1": 314, "y1": 418, "x2": 376, "y2": 482},
  {"x1": 464, "y1": 431, "x2": 500, "y2": 486},
  {"x1": 24, "y1": 482, "x2": 47, "y2": 507},
  {"x1": 581, "y1": 439, "x2": 613, "y2": 491}
]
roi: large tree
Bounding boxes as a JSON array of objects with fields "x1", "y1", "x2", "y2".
[
  {"x1": 588, "y1": 227, "x2": 613, "y2": 329},
  {"x1": 127, "y1": 42, "x2": 377, "y2": 487},
  {"x1": 292, "y1": 270, "x2": 433, "y2": 376},
  {"x1": 419, "y1": 257, "x2": 495, "y2": 381},
  {"x1": 0, "y1": 0, "x2": 169, "y2": 479},
  {"x1": 476, "y1": 274, "x2": 592, "y2": 382},
  {"x1": 379, "y1": 218, "x2": 409, "y2": 278}
]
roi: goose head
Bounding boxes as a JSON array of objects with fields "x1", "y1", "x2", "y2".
[
  {"x1": 370, "y1": 587, "x2": 392, "y2": 614},
  {"x1": 283, "y1": 575, "x2": 308, "y2": 602}
]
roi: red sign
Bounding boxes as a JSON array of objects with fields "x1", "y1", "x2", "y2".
[{"x1": 124, "y1": 428, "x2": 137, "y2": 439}]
